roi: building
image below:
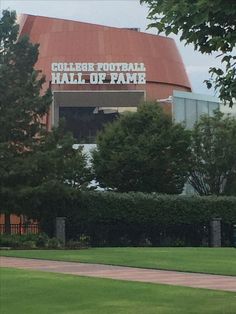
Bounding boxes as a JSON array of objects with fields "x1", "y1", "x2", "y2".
[
  {"x1": 18, "y1": 13, "x2": 191, "y2": 143},
  {"x1": 173, "y1": 91, "x2": 219, "y2": 128},
  {"x1": 1, "y1": 14, "x2": 222, "y2": 231}
]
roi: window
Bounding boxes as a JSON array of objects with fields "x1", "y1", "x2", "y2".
[{"x1": 59, "y1": 107, "x2": 119, "y2": 143}]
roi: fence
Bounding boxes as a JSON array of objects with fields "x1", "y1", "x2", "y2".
[{"x1": 0, "y1": 224, "x2": 39, "y2": 235}]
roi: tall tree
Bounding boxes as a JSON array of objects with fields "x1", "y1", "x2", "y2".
[
  {"x1": 0, "y1": 10, "x2": 91, "y2": 230},
  {"x1": 141, "y1": 0, "x2": 236, "y2": 106},
  {"x1": 0, "y1": 10, "x2": 51, "y2": 230},
  {"x1": 189, "y1": 110, "x2": 236, "y2": 195},
  {"x1": 92, "y1": 103, "x2": 191, "y2": 193}
]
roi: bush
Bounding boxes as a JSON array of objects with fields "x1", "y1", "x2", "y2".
[
  {"x1": 0, "y1": 233, "x2": 52, "y2": 249},
  {"x1": 21, "y1": 240, "x2": 37, "y2": 249},
  {"x1": 0, "y1": 234, "x2": 21, "y2": 248},
  {"x1": 8, "y1": 191, "x2": 235, "y2": 247},
  {"x1": 66, "y1": 235, "x2": 90, "y2": 249},
  {"x1": 47, "y1": 237, "x2": 62, "y2": 249},
  {"x1": 35, "y1": 233, "x2": 50, "y2": 248},
  {"x1": 64, "y1": 191, "x2": 236, "y2": 247}
]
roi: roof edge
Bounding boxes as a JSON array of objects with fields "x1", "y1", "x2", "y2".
[{"x1": 18, "y1": 13, "x2": 175, "y2": 42}]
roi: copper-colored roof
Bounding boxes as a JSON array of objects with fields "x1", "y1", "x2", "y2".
[{"x1": 18, "y1": 13, "x2": 191, "y2": 98}]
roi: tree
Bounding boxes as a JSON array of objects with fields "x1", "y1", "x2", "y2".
[
  {"x1": 32, "y1": 123, "x2": 92, "y2": 190},
  {"x1": 188, "y1": 110, "x2": 236, "y2": 195},
  {"x1": 0, "y1": 10, "x2": 91, "y2": 230},
  {"x1": 0, "y1": 9, "x2": 51, "y2": 231},
  {"x1": 141, "y1": 0, "x2": 236, "y2": 106},
  {"x1": 92, "y1": 103, "x2": 191, "y2": 193}
]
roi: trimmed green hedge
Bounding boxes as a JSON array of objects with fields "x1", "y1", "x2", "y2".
[
  {"x1": 14, "y1": 189, "x2": 236, "y2": 246},
  {"x1": 65, "y1": 192, "x2": 236, "y2": 246},
  {"x1": 77, "y1": 192, "x2": 236, "y2": 224}
]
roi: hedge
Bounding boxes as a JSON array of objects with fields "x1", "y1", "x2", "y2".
[
  {"x1": 77, "y1": 192, "x2": 236, "y2": 224},
  {"x1": 10, "y1": 189, "x2": 236, "y2": 246},
  {"x1": 64, "y1": 192, "x2": 236, "y2": 246}
]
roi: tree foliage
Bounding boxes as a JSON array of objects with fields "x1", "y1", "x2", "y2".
[
  {"x1": 33, "y1": 124, "x2": 91, "y2": 190},
  {"x1": 189, "y1": 110, "x2": 236, "y2": 195},
  {"x1": 0, "y1": 10, "x2": 91, "y2": 219},
  {"x1": 92, "y1": 103, "x2": 191, "y2": 194},
  {"x1": 141, "y1": 0, "x2": 236, "y2": 106}
]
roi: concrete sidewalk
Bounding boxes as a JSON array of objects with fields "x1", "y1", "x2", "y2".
[{"x1": 1, "y1": 256, "x2": 236, "y2": 292}]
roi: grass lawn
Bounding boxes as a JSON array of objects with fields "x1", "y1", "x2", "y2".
[
  {"x1": 1, "y1": 247, "x2": 236, "y2": 276},
  {"x1": 1, "y1": 268, "x2": 236, "y2": 314}
]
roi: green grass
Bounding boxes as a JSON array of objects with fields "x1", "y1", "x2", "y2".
[
  {"x1": 1, "y1": 268, "x2": 236, "y2": 314},
  {"x1": 1, "y1": 247, "x2": 236, "y2": 276}
]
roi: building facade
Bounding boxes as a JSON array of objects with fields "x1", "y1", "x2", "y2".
[{"x1": 18, "y1": 14, "x2": 191, "y2": 143}]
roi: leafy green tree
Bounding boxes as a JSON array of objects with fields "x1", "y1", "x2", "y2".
[
  {"x1": 0, "y1": 10, "x2": 50, "y2": 231},
  {"x1": 141, "y1": 0, "x2": 236, "y2": 106},
  {"x1": 189, "y1": 110, "x2": 236, "y2": 195},
  {"x1": 32, "y1": 124, "x2": 91, "y2": 190},
  {"x1": 92, "y1": 103, "x2": 191, "y2": 193},
  {"x1": 0, "y1": 10, "x2": 91, "y2": 231}
]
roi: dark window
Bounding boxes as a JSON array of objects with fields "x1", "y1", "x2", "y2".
[{"x1": 59, "y1": 106, "x2": 119, "y2": 143}]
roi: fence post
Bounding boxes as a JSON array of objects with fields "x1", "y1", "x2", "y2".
[
  {"x1": 55, "y1": 217, "x2": 66, "y2": 246},
  {"x1": 210, "y1": 218, "x2": 221, "y2": 247},
  {"x1": 4, "y1": 214, "x2": 11, "y2": 235},
  {"x1": 233, "y1": 224, "x2": 236, "y2": 248}
]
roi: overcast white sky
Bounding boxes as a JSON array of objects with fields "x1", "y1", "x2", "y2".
[{"x1": 1, "y1": 0, "x2": 221, "y2": 96}]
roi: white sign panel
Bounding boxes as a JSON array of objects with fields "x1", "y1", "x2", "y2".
[{"x1": 51, "y1": 62, "x2": 146, "y2": 85}]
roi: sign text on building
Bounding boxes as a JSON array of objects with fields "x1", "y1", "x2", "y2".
[{"x1": 51, "y1": 62, "x2": 146, "y2": 85}]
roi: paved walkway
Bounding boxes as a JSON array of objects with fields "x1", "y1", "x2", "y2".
[{"x1": 1, "y1": 256, "x2": 236, "y2": 292}]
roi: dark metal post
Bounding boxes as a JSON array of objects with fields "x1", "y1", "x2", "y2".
[{"x1": 233, "y1": 224, "x2": 236, "y2": 248}]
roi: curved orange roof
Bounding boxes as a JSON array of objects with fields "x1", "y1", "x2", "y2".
[{"x1": 18, "y1": 13, "x2": 191, "y2": 99}]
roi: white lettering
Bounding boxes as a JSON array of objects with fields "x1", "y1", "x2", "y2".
[
  {"x1": 110, "y1": 73, "x2": 118, "y2": 84},
  {"x1": 88, "y1": 63, "x2": 95, "y2": 71},
  {"x1": 90, "y1": 73, "x2": 98, "y2": 84},
  {"x1": 57, "y1": 63, "x2": 64, "y2": 71},
  {"x1": 51, "y1": 62, "x2": 146, "y2": 85},
  {"x1": 121, "y1": 63, "x2": 128, "y2": 71},
  {"x1": 77, "y1": 73, "x2": 85, "y2": 84},
  {"x1": 98, "y1": 73, "x2": 106, "y2": 84},
  {"x1": 97, "y1": 63, "x2": 103, "y2": 71},
  {"x1": 69, "y1": 73, "x2": 77, "y2": 84},
  {"x1": 52, "y1": 72, "x2": 61, "y2": 84},
  {"x1": 126, "y1": 73, "x2": 137, "y2": 84},
  {"x1": 117, "y1": 73, "x2": 126, "y2": 84},
  {"x1": 51, "y1": 63, "x2": 58, "y2": 72},
  {"x1": 137, "y1": 73, "x2": 146, "y2": 84},
  {"x1": 61, "y1": 73, "x2": 69, "y2": 84},
  {"x1": 69, "y1": 63, "x2": 76, "y2": 72}
]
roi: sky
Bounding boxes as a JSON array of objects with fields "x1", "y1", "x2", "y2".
[{"x1": 0, "y1": 0, "x2": 222, "y2": 96}]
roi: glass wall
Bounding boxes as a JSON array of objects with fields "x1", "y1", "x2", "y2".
[{"x1": 173, "y1": 91, "x2": 219, "y2": 129}]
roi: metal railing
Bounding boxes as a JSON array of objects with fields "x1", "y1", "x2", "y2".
[{"x1": 0, "y1": 224, "x2": 39, "y2": 235}]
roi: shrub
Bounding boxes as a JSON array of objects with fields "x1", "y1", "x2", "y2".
[
  {"x1": 21, "y1": 240, "x2": 37, "y2": 249},
  {"x1": 66, "y1": 235, "x2": 90, "y2": 249},
  {"x1": 35, "y1": 233, "x2": 50, "y2": 248},
  {"x1": 64, "y1": 191, "x2": 236, "y2": 246},
  {"x1": 47, "y1": 237, "x2": 62, "y2": 249},
  {"x1": 0, "y1": 233, "x2": 53, "y2": 249},
  {"x1": 0, "y1": 234, "x2": 21, "y2": 248}
]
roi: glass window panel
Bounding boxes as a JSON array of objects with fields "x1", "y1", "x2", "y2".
[
  {"x1": 173, "y1": 97, "x2": 185, "y2": 124},
  {"x1": 197, "y1": 100, "x2": 208, "y2": 120},
  {"x1": 186, "y1": 99, "x2": 197, "y2": 129},
  {"x1": 209, "y1": 102, "x2": 219, "y2": 116}
]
